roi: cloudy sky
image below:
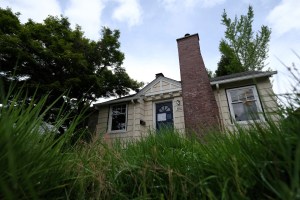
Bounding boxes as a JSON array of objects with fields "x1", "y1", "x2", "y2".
[{"x1": 1, "y1": 0, "x2": 299, "y2": 96}]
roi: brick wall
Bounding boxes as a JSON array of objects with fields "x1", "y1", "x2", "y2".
[{"x1": 177, "y1": 33, "x2": 220, "y2": 135}]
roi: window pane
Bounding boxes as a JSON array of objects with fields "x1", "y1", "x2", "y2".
[
  {"x1": 158, "y1": 105, "x2": 171, "y2": 112},
  {"x1": 121, "y1": 105, "x2": 126, "y2": 113},
  {"x1": 245, "y1": 88, "x2": 255, "y2": 100},
  {"x1": 111, "y1": 105, "x2": 126, "y2": 131},
  {"x1": 230, "y1": 91, "x2": 239, "y2": 102},
  {"x1": 244, "y1": 101, "x2": 259, "y2": 120},
  {"x1": 232, "y1": 101, "x2": 259, "y2": 121},
  {"x1": 230, "y1": 88, "x2": 256, "y2": 103}
]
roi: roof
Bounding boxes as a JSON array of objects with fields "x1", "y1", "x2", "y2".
[
  {"x1": 94, "y1": 70, "x2": 277, "y2": 107},
  {"x1": 94, "y1": 76, "x2": 181, "y2": 107},
  {"x1": 94, "y1": 94, "x2": 137, "y2": 107},
  {"x1": 138, "y1": 75, "x2": 181, "y2": 96},
  {"x1": 210, "y1": 71, "x2": 277, "y2": 85}
]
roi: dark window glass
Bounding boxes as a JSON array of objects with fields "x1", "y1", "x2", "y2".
[{"x1": 111, "y1": 104, "x2": 126, "y2": 131}]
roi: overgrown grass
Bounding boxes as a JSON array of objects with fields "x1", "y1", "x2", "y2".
[
  {"x1": 81, "y1": 119, "x2": 299, "y2": 199},
  {"x1": 1, "y1": 71, "x2": 299, "y2": 199},
  {"x1": 0, "y1": 85, "x2": 89, "y2": 199}
]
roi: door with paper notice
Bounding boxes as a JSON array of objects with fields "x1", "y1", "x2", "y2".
[{"x1": 155, "y1": 101, "x2": 173, "y2": 131}]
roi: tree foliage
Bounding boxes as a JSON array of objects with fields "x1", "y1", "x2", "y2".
[
  {"x1": 0, "y1": 8, "x2": 142, "y2": 104},
  {"x1": 216, "y1": 6, "x2": 271, "y2": 77},
  {"x1": 0, "y1": 8, "x2": 143, "y2": 129}
]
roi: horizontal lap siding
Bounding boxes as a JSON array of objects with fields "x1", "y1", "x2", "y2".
[
  {"x1": 214, "y1": 89, "x2": 231, "y2": 130},
  {"x1": 134, "y1": 101, "x2": 147, "y2": 137},
  {"x1": 96, "y1": 106, "x2": 109, "y2": 134},
  {"x1": 144, "y1": 101, "x2": 154, "y2": 130},
  {"x1": 173, "y1": 97, "x2": 185, "y2": 133},
  {"x1": 256, "y1": 80, "x2": 279, "y2": 121}
]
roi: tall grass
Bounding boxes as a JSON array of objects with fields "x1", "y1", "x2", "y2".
[
  {"x1": 75, "y1": 70, "x2": 299, "y2": 199},
  {"x1": 0, "y1": 85, "x2": 89, "y2": 199},
  {"x1": 85, "y1": 121, "x2": 299, "y2": 199},
  {"x1": 1, "y1": 69, "x2": 299, "y2": 199}
]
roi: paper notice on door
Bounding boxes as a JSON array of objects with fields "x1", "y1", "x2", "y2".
[{"x1": 157, "y1": 113, "x2": 166, "y2": 121}]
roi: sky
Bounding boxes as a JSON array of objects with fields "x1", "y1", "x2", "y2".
[{"x1": 1, "y1": 0, "x2": 299, "y2": 98}]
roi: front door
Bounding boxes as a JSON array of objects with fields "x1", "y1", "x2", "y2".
[{"x1": 156, "y1": 101, "x2": 173, "y2": 130}]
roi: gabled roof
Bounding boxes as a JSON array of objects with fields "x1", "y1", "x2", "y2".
[
  {"x1": 94, "y1": 76, "x2": 181, "y2": 107},
  {"x1": 94, "y1": 71, "x2": 277, "y2": 107},
  {"x1": 137, "y1": 75, "x2": 181, "y2": 96}
]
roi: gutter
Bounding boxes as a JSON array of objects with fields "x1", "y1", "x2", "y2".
[
  {"x1": 94, "y1": 95, "x2": 139, "y2": 108},
  {"x1": 210, "y1": 71, "x2": 277, "y2": 86}
]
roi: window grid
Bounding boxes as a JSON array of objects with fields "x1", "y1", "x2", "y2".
[
  {"x1": 110, "y1": 104, "x2": 127, "y2": 132},
  {"x1": 227, "y1": 86, "x2": 264, "y2": 123}
]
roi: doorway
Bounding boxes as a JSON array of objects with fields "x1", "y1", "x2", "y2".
[{"x1": 155, "y1": 101, "x2": 173, "y2": 130}]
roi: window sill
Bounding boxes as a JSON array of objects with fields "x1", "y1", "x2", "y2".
[
  {"x1": 108, "y1": 130, "x2": 127, "y2": 134},
  {"x1": 231, "y1": 119, "x2": 265, "y2": 125}
]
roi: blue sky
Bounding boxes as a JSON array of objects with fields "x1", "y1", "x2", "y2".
[{"x1": 1, "y1": 0, "x2": 299, "y2": 96}]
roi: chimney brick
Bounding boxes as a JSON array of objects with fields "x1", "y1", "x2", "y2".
[{"x1": 177, "y1": 34, "x2": 220, "y2": 135}]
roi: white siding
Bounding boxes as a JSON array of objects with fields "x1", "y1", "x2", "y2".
[
  {"x1": 95, "y1": 76, "x2": 278, "y2": 141},
  {"x1": 95, "y1": 106, "x2": 109, "y2": 134}
]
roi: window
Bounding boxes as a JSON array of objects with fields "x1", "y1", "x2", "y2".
[
  {"x1": 109, "y1": 104, "x2": 127, "y2": 132},
  {"x1": 226, "y1": 86, "x2": 264, "y2": 123}
]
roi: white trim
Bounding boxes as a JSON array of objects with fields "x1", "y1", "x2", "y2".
[
  {"x1": 226, "y1": 85, "x2": 264, "y2": 124},
  {"x1": 160, "y1": 80, "x2": 162, "y2": 92},
  {"x1": 95, "y1": 96, "x2": 137, "y2": 107},
  {"x1": 145, "y1": 88, "x2": 182, "y2": 97},
  {"x1": 138, "y1": 76, "x2": 181, "y2": 96},
  {"x1": 211, "y1": 71, "x2": 277, "y2": 85},
  {"x1": 132, "y1": 100, "x2": 136, "y2": 134},
  {"x1": 108, "y1": 103, "x2": 128, "y2": 133}
]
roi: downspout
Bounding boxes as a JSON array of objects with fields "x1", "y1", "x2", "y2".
[{"x1": 216, "y1": 83, "x2": 225, "y2": 132}]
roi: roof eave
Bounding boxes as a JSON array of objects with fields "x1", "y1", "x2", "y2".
[
  {"x1": 94, "y1": 96, "x2": 138, "y2": 108},
  {"x1": 210, "y1": 71, "x2": 277, "y2": 86}
]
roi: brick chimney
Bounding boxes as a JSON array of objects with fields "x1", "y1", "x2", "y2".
[
  {"x1": 155, "y1": 73, "x2": 164, "y2": 78},
  {"x1": 177, "y1": 33, "x2": 220, "y2": 135}
]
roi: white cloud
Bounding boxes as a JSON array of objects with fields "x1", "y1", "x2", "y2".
[
  {"x1": 267, "y1": 0, "x2": 300, "y2": 36},
  {"x1": 0, "y1": 0, "x2": 61, "y2": 23},
  {"x1": 197, "y1": 0, "x2": 225, "y2": 8},
  {"x1": 0, "y1": 0, "x2": 105, "y2": 40},
  {"x1": 112, "y1": 0, "x2": 142, "y2": 27},
  {"x1": 159, "y1": 0, "x2": 225, "y2": 11},
  {"x1": 64, "y1": 0, "x2": 105, "y2": 40},
  {"x1": 124, "y1": 53, "x2": 180, "y2": 84}
]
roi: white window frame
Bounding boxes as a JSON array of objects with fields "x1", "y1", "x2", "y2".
[
  {"x1": 226, "y1": 85, "x2": 265, "y2": 124},
  {"x1": 108, "y1": 104, "x2": 128, "y2": 133}
]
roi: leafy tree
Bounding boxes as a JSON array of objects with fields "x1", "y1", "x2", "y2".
[
  {"x1": 206, "y1": 68, "x2": 215, "y2": 79},
  {"x1": 215, "y1": 6, "x2": 271, "y2": 76},
  {"x1": 0, "y1": 8, "x2": 143, "y2": 128}
]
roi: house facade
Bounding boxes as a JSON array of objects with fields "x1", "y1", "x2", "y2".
[{"x1": 91, "y1": 33, "x2": 278, "y2": 141}]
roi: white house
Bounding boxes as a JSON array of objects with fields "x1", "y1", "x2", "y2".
[{"x1": 90, "y1": 33, "x2": 278, "y2": 141}]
